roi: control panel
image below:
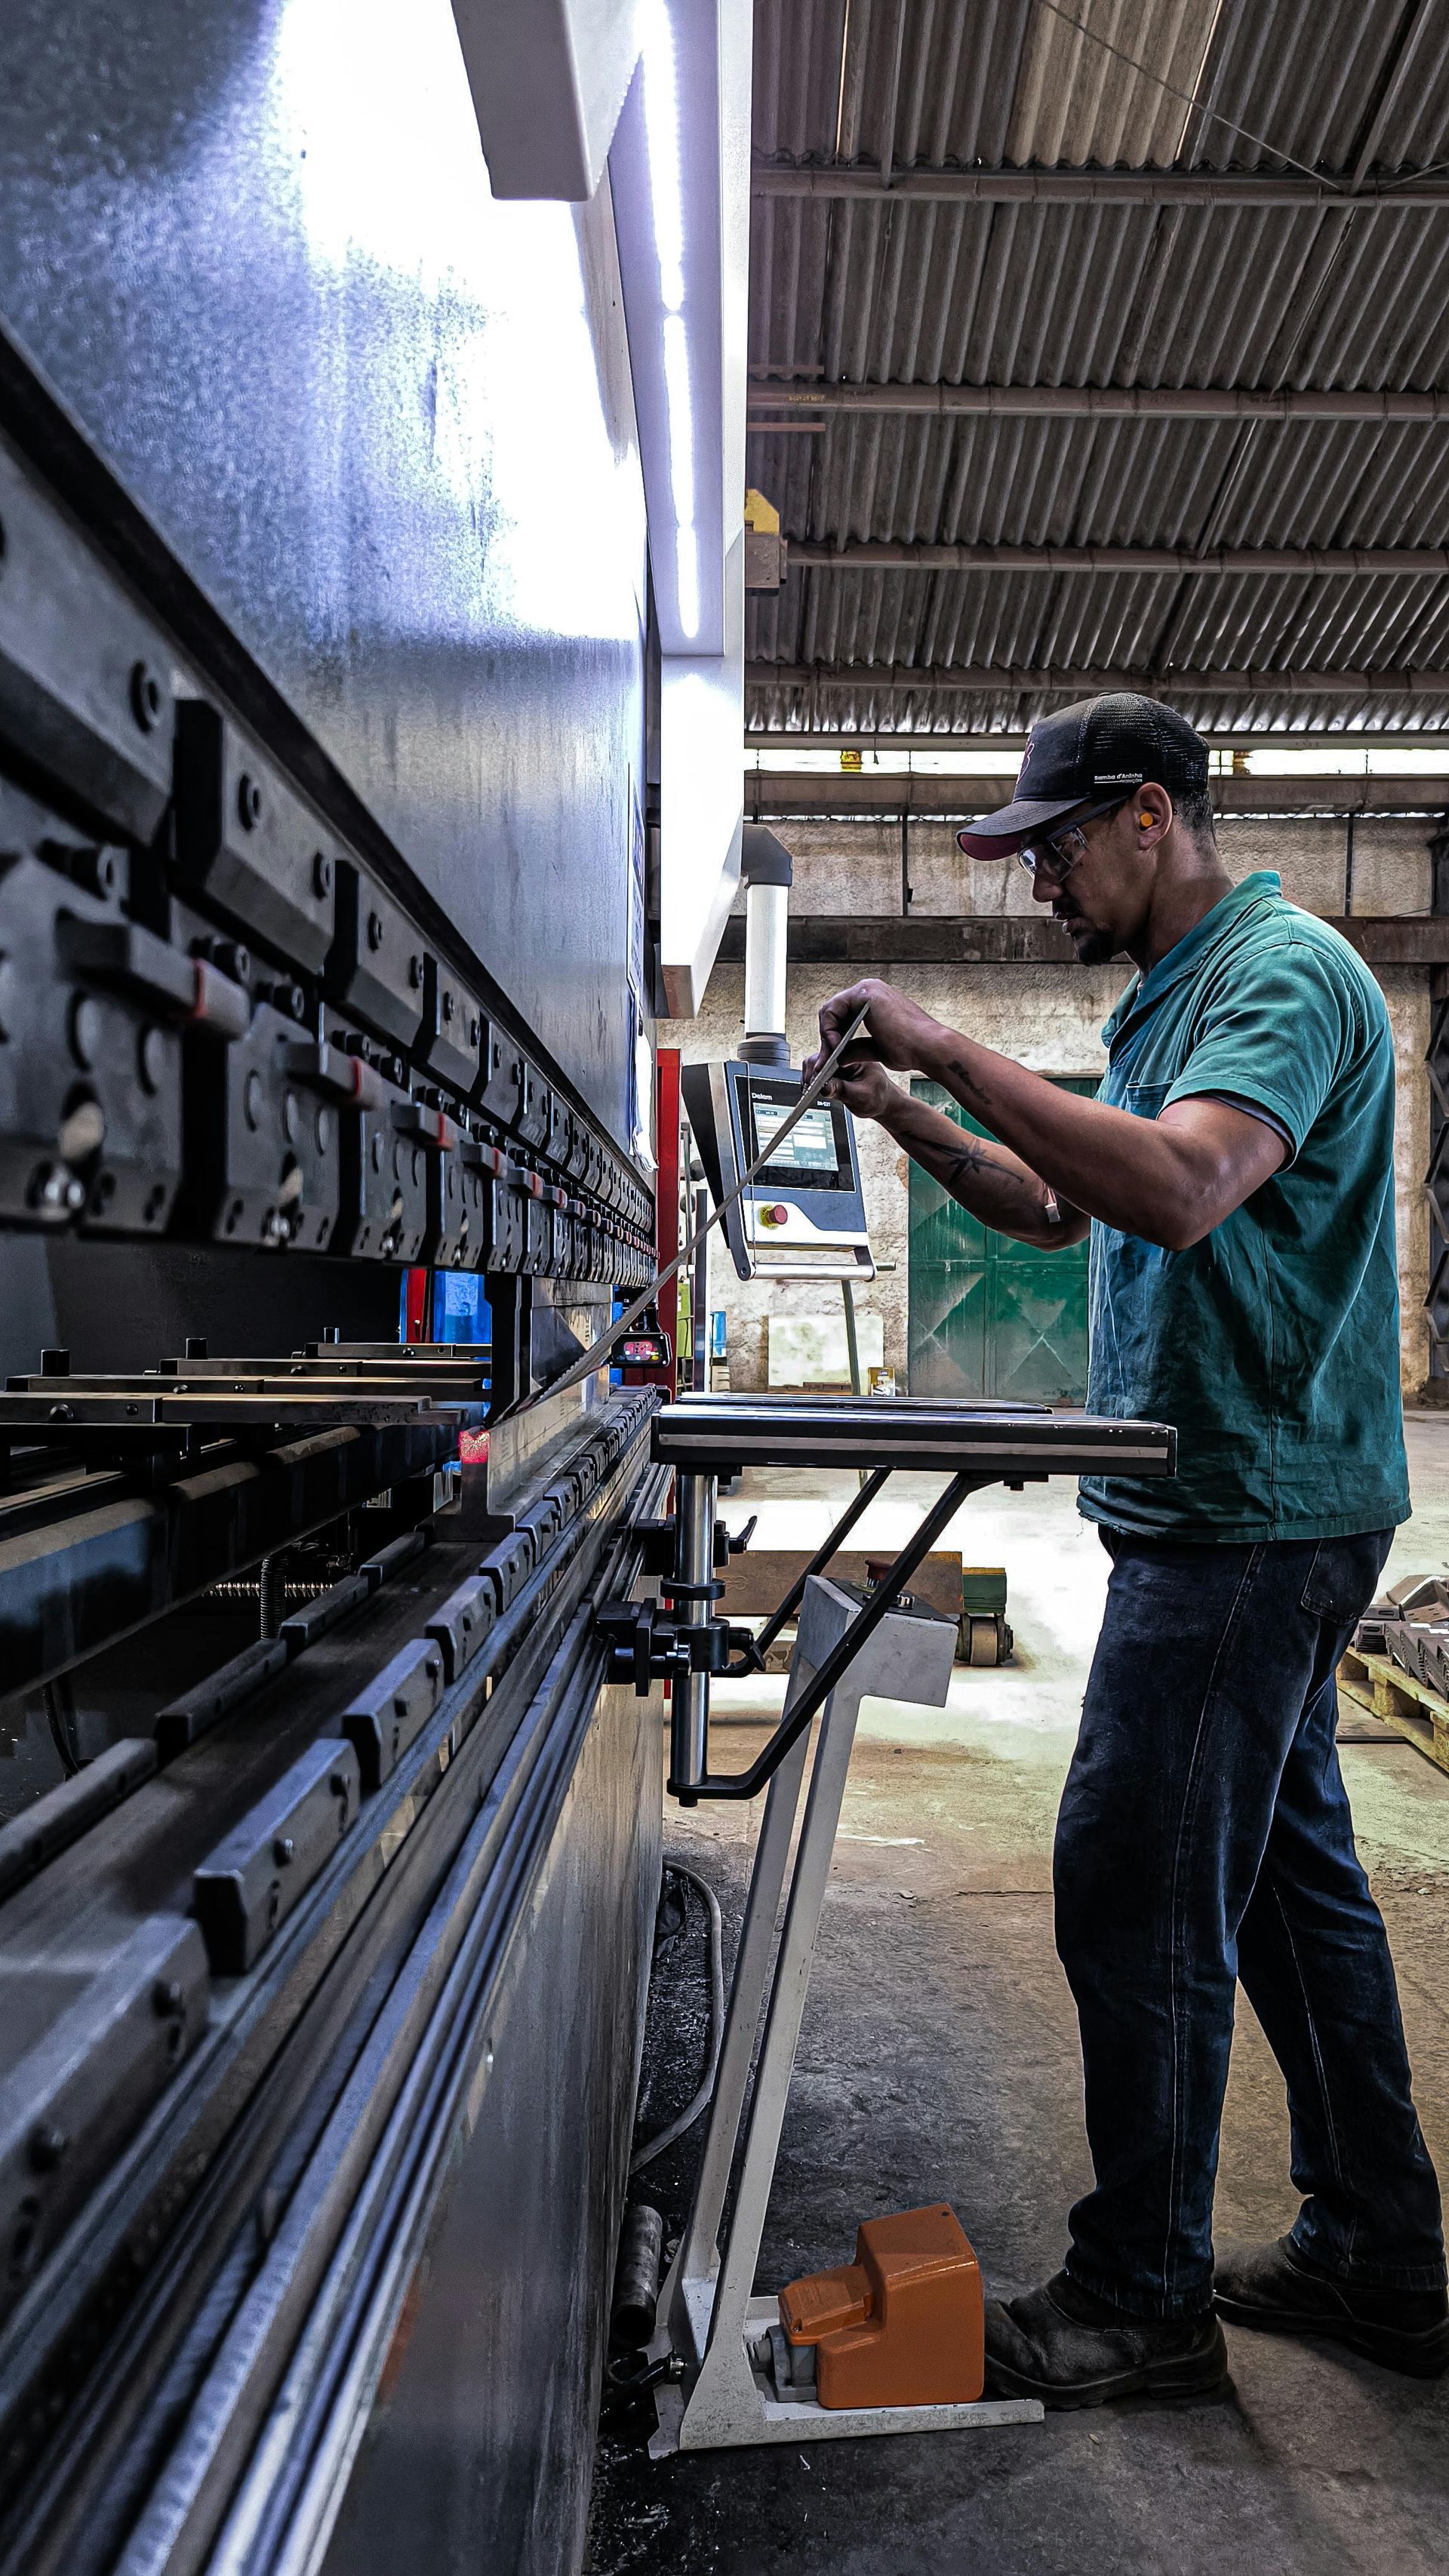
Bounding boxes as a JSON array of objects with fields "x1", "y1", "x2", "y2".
[{"x1": 681, "y1": 1060, "x2": 874, "y2": 1283}]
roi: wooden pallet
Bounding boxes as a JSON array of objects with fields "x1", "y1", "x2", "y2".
[{"x1": 1337, "y1": 1646, "x2": 1449, "y2": 1779}]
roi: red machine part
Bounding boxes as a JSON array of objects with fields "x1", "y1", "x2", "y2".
[
  {"x1": 622, "y1": 1047, "x2": 678, "y2": 1392},
  {"x1": 402, "y1": 1266, "x2": 429, "y2": 1343}
]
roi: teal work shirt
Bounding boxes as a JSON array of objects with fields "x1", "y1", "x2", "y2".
[{"x1": 1078, "y1": 871, "x2": 1410, "y2": 1542}]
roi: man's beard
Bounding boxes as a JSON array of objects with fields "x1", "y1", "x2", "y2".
[{"x1": 1057, "y1": 909, "x2": 1117, "y2": 966}]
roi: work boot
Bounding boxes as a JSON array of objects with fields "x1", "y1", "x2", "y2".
[
  {"x1": 1214, "y1": 2236, "x2": 1449, "y2": 2378},
  {"x1": 983, "y1": 2270, "x2": 1228, "y2": 2410}
]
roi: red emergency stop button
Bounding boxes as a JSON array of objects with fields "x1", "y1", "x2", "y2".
[{"x1": 758, "y1": 1203, "x2": 789, "y2": 1227}]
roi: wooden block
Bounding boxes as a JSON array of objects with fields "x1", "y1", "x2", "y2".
[
  {"x1": 1337, "y1": 1648, "x2": 1449, "y2": 1780},
  {"x1": 720, "y1": 1548, "x2": 963, "y2": 1622}
]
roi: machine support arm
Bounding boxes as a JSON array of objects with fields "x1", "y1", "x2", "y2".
[
  {"x1": 675, "y1": 1470, "x2": 980, "y2": 1803},
  {"x1": 751, "y1": 1466, "x2": 891, "y2": 1657}
]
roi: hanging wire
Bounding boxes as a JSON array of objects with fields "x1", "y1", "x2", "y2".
[{"x1": 629, "y1": 1862, "x2": 726, "y2": 2174}]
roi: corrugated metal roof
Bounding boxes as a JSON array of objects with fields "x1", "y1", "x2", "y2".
[
  {"x1": 1005, "y1": 0, "x2": 1221, "y2": 170},
  {"x1": 746, "y1": 0, "x2": 1449, "y2": 734}
]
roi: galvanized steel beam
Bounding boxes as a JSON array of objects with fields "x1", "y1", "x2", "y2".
[
  {"x1": 748, "y1": 663, "x2": 1449, "y2": 699},
  {"x1": 745, "y1": 772, "x2": 1449, "y2": 817},
  {"x1": 786, "y1": 542, "x2": 1449, "y2": 577},
  {"x1": 746, "y1": 382, "x2": 1449, "y2": 423},
  {"x1": 751, "y1": 161, "x2": 1449, "y2": 211},
  {"x1": 715, "y1": 916, "x2": 1449, "y2": 968},
  {"x1": 742, "y1": 728, "x2": 1449, "y2": 753}
]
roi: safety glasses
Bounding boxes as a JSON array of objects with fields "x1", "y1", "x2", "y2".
[{"x1": 1016, "y1": 791, "x2": 1134, "y2": 883}]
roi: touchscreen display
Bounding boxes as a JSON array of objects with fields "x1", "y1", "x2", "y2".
[
  {"x1": 736, "y1": 1074, "x2": 855, "y2": 1195},
  {"x1": 751, "y1": 1100, "x2": 839, "y2": 1174}
]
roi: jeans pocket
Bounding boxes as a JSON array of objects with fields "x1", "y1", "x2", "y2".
[{"x1": 1300, "y1": 1530, "x2": 1394, "y2": 1623}]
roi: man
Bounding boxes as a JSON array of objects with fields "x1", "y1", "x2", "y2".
[{"x1": 805, "y1": 692, "x2": 1447, "y2": 2408}]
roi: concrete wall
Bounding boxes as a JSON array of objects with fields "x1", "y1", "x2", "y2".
[
  {"x1": 760, "y1": 814, "x2": 1431, "y2": 922},
  {"x1": 666, "y1": 817, "x2": 1434, "y2": 1396},
  {"x1": 1385, "y1": 966, "x2": 1432, "y2": 1392}
]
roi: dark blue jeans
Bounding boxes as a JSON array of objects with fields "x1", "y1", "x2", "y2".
[{"x1": 1056, "y1": 1526, "x2": 1445, "y2": 2318}]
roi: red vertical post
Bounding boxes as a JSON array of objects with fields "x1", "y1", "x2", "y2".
[
  {"x1": 645, "y1": 1047, "x2": 681, "y2": 1390},
  {"x1": 403, "y1": 1267, "x2": 430, "y2": 1344}
]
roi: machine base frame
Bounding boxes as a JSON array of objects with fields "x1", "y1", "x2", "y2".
[{"x1": 646, "y1": 1568, "x2": 1046, "y2": 2457}]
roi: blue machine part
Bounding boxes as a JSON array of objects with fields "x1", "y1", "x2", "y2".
[
  {"x1": 394, "y1": 1271, "x2": 490, "y2": 1346},
  {"x1": 435, "y1": 1273, "x2": 491, "y2": 1346}
]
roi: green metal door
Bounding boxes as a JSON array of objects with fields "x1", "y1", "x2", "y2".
[{"x1": 906, "y1": 1078, "x2": 1094, "y2": 1403}]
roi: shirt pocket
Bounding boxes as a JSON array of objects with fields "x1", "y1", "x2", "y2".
[{"x1": 1121, "y1": 1081, "x2": 1171, "y2": 1121}]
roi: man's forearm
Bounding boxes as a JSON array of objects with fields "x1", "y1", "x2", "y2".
[
  {"x1": 878, "y1": 1088, "x2": 1087, "y2": 1249},
  {"x1": 808, "y1": 975, "x2": 1287, "y2": 1251},
  {"x1": 917, "y1": 1032, "x2": 1267, "y2": 1249}
]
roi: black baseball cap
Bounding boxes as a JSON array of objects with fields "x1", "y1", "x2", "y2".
[{"x1": 956, "y1": 692, "x2": 1211, "y2": 858}]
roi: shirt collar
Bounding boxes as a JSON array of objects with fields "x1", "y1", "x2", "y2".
[{"x1": 1100, "y1": 872, "x2": 1284, "y2": 1049}]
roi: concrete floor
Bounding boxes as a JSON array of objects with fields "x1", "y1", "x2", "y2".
[{"x1": 586, "y1": 1417, "x2": 1449, "y2": 2576}]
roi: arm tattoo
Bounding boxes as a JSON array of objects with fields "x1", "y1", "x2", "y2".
[
  {"x1": 885, "y1": 1094, "x2": 1075, "y2": 1242},
  {"x1": 942, "y1": 1051, "x2": 992, "y2": 1115},
  {"x1": 932, "y1": 1059, "x2": 1072, "y2": 1233},
  {"x1": 939, "y1": 1140, "x2": 1042, "y2": 1209}
]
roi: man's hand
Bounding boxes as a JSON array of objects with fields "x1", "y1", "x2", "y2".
[
  {"x1": 803, "y1": 977, "x2": 951, "y2": 1085},
  {"x1": 814, "y1": 1057, "x2": 902, "y2": 1122}
]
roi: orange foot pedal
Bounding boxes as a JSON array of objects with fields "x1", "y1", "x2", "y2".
[{"x1": 777, "y1": 2205, "x2": 984, "y2": 2408}]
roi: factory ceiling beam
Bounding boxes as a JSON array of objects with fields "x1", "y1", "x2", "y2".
[
  {"x1": 786, "y1": 543, "x2": 1449, "y2": 577},
  {"x1": 750, "y1": 161, "x2": 1449, "y2": 211},
  {"x1": 715, "y1": 917, "x2": 1449, "y2": 969},
  {"x1": 749, "y1": 663, "x2": 1449, "y2": 700},
  {"x1": 743, "y1": 729, "x2": 1449, "y2": 752},
  {"x1": 746, "y1": 383, "x2": 1449, "y2": 423},
  {"x1": 745, "y1": 774, "x2": 1449, "y2": 818}
]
